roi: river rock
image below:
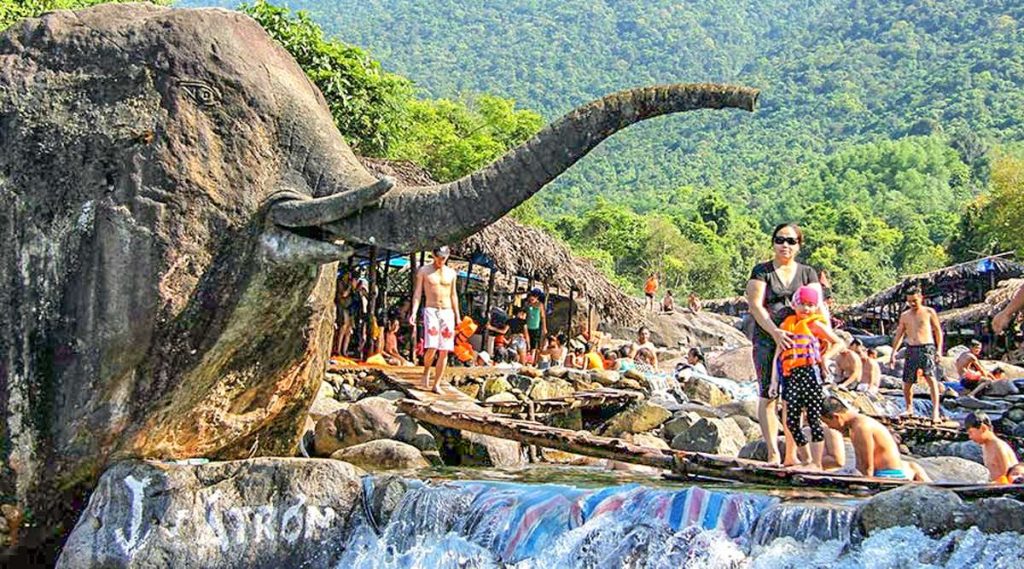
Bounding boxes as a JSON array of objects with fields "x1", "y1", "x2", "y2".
[
  {"x1": 57, "y1": 459, "x2": 363, "y2": 568},
  {"x1": 674, "y1": 402, "x2": 725, "y2": 419},
  {"x1": 618, "y1": 378, "x2": 645, "y2": 390},
  {"x1": 376, "y1": 390, "x2": 407, "y2": 401},
  {"x1": 598, "y1": 402, "x2": 672, "y2": 437},
  {"x1": 623, "y1": 368, "x2": 647, "y2": 382},
  {"x1": 662, "y1": 412, "x2": 702, "y2": 441},
  {"x1": 394, "y1": 415, "x2": 438, "y2": 453},
  {"x1": 670, "y1": 417, "x2": 746, "y2": 456},
  {"x1": 680, "y1": 377, "x2": 732, "y2": 406},
  {"x1": 330, "y1": 440, "x2": 429, "y2": 470},
  {"x1": 481, "y1": 377, "x2": 513, "y2": 400},
  {"x1": 707, "y1": 347, "x2": 756, "y2": 381},
  {"x1": 308, "y1": 396, "x2": 346, "y2": 422},
  {"x1": 956, "y1": 396, "x2": 1011, "y2": 411},
  {"x1": 438, "y1": 430, "x2": 525, "y2": 467},
  {"x1": 528, "y1": 378, "x2": 575, "y2": 400},
  {"x1": 457, "y1": 383, "x2": 481, "y2": 400},
  {"x1": 509, "y1": 375, "x2": 537, "y2": 393},
  {"x1": 912, "y1": 456, "x2": 989, "y2": 484},
  {"x1": 313, "y1": 397, "x2": 399, "y2": 456},
  {"x1": 484, "y1": 392, "x2": 519, "y2": 404},
  {"x1": 717, "y1": 400, "x2": 759, "y2": 421},
  {"x1": 912, "y1": 440, "x2": 984, "y2": 464},
  {"x1": 363, "y1": 476, "x2": 411, "y2": 530},
  {"x1": 545, "y1": 367, "x2": 570, "y2": 379},
  {"x1": 590, "y1": 370, "x2": 621, "y2": 387},
  {"x1": 979, "y1": 381, "x2": 1020, "y2": 397},
  {"x1": 566, "y1": 370, "x2": 590, "y2": 385},
  {"x1": 729, "y1": 415, "x2": 762, "y2": 443},
  {"x1": 961, "y1": 497, "x2": 1024, "y2": 534},
  {"x1": 624, "y1": 432, "x2": 671, "y2": 450},
  {"x1": 856, "y1": 485, "x2": 964, "y2": 537}
]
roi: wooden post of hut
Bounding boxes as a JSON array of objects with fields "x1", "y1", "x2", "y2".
[
  {"x1": 482, "y1": 267, "x2": 496, "y2": 351},
  {"x1": 379, "y1": 249, "x2": 391, "y2": 314},
  {"x1": 365, "y1": 245, "x2": 379, "y2": 359},
  {"x1": 543, "y1": 280, "x2": 550, "y2": 335},
  {"x1": 567, "y1": 286, "x2": 576, "y2": 338},
  {"x1": 409, "y1": 252, "x2": 419, "y2": 363}
]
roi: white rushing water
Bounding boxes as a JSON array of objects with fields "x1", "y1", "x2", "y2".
[{"x1": 336, "y1": 479, "x2": 1024, "y2": 569}]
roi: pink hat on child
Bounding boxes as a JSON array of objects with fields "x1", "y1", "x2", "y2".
[{"x1": 795, "y1": 284, "x2": 820, "y2": 306}]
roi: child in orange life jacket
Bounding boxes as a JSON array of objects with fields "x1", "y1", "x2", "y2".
[{"x1": 769, "y1": 284, "x2": 845, "y2": 470}]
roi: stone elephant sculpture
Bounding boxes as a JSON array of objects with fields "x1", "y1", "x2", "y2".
[{"x1": 0, "y1": 3, "x2": 757, "y2": 553}]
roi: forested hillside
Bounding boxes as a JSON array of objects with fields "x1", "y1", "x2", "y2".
[{"x1": 179, "y1": 1, "x2": 1024, "y2": 298}]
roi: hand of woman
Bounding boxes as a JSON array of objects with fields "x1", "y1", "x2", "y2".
[{"x1": 771, "y1": 328, "x2": 795, "y2": 349}]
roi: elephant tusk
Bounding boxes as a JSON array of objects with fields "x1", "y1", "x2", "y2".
[{"x1": 269, "y1": 176, "x2": 395, "y2": 228}]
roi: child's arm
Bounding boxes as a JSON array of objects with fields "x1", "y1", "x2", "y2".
[{"x1": 812, "y1": 321, "x2": 846, "y2": 361}]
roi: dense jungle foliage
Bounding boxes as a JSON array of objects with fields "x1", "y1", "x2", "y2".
[{"x1": 12, "y1": 0, "x2": 1024, "y2": 302}]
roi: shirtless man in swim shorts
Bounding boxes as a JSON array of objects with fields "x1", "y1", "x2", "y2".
[
  {"x1": 410, "y1": 246, "x2": 460, "y2": 392},
  {"x1": 957, "y1": 340, "x2": 996, "y2": 396},
  {"x1": 820, "y1": 396, "x2": 931, "y2": 481},
  {"x1": 889, "y1": 285, "x2": 943, "y2": 422},
  {"x1": 834, "y1": 341, "x2": 863, "y2": 389}
]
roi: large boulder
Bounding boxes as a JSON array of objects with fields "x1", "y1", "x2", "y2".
[
  {"x1": 313, "y1": 397, "x2": 399, "y2": 456},
  {"x1": 680, "y1": 377, "x2": 733, "y2": 406},
  {"x1": 528, "y1": 378, "x2": 575, "y2": 400},
  {"x1": 912, "y1": 456, "x2": 990, "y2": 484},
  {"x1": 598, "y1": 402, "x2": 672, "y2": 437},
  {"x1": 960, "y1": 497, "x2": 1024, "y2": 534},
  {"x1": 662, "y1": 412, "x2": 702, "y2": 441},
  {"x1": 393, "y1": 415, "x2": 438, "y2": 453},
  {"x1": 912, "y1": 440, "x2": 984, "y2": 464},
  {"x1": 707, "y1": 347, "x2": 757, "y2": 381},
  {"x1": 605, "y1": 311, "x2": 749, "y2": 352},
  {"x1": 438, "y1": 431, "x2": 525, "y2": 467},
  {"x1": 855, "y1": 485, "x2": 964, "y2": 537},
  {"x1": 330, "y1": 440, "x2": 429, "y2": 471},
  {"x1": 480, "y1": 377, "x2": 513, "y2": 400},
  {"x1": 729, "y1": 415, "x2": 763, "y2": 443},
  {"x1": 717, "y1": 400, "x2": 759, "y2": 421},
  {"x1": 308, "y1": 395, "x2": 346, "y2": 422},
  {"x1": 670, "y1": 417, "x2": 746, "y2": 456},
  {"x1": 57, "y1": 459, "x2": 363, "y2": 568},
  {"x1": 589, "y1": 370, "x2": 621, "y2": 387}
]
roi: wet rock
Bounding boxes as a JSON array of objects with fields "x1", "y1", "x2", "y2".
[
  {"x1": 913, "y1": 440, "x2": 984, "y2": 465},
  {"x1": 598, "y1": 402, "x2": 672, "y2": 437},
  {"x1": 308, "y1": 396, "x2": 346, "y2": 422},
  {"x1": 566, "y1": 370, "x2": 590, "y2": 385},
  {"x1": 481, "y1": 377, "x2": 513, "y2": 400},
  {"x1": 856, "y1": 485, "x2": 963, "y2": 537},
  {"x1": 377, "y1": 390, "x2": 407, "y2": 401},
  {"x1": 590, "y1": 370, "x2": 621, "y2": 387},
  {"x1": 317, "y1": 381, "x2": 337, "y2": 402},
  {"x1": 623, "y1": 432, "x2": 671, "y2": 450},
  {"x1": 618, "y1": 378, "x2": 644, "y2": 391},
  {"x1": 364, "y1": 476, "x2": 411, "y2": 530},
  {"x1": 457, "y1": 383, "x2": 482, "y2": 400},
  {"x1": 330, "y1": 440, "x2": 429, "y2": 470},
  {"x1": 680, "y1": 377, "x2": 732, "y2": 406},
  {"x1": 729, "y1": 415, "x2": 762, "y2": 443},
  {"x1": 1005, "y1": 406, "x2": 1024, "y2": 423},
  {"x1": 484, "y1": 392, "x2": 519, "y2": 404},
  {"x1": 622, "y1": 369, "x2": 647, "y2": 382},
  {"x1": 1013, "y1": 422, "x2": 1024, "y2": 438},
  {"x1": 335, "y1": 383, "x2": 366, "y2": 402},
  {"x1": 717, "y1": 400, "x2": 759, "y2": 421},
  {"x1": 670, "y1": 417, "x2": 746, "y2": 456},
  {"x1": 707, "y1": 347, "x2": 756, "y2": 381},
  {"x1": 961, "y1": 497, "x2": 1024, "y2": 534},
  {"x1": 394, "y1": 415, "x2": 438, "y2": 453},
  {"x1": 57, "y1": 459, "x2": 363, "y2": 568},
  {"x1": 979, "y1": 381, "x2": 1020, "y2": 397},
  {"x1": 545, "y1": 367, "x2": 569, "y2": 379},
  {"x1": 674, "y1": 403, "x2": 725, "y2": 419},
  {"x1": 912, "y1": 456, "x2": 989, "y2": 484},
  {"x1": 662, "y1": 412, "x2": 702, "y2": 441},
  {"x1": 738, "y1": 439, "x2": 772, "y2": 461},
  {"x1": 445, "y1": 432, "x2": 525, "y2": 467},
  {"x1": 509, "y1": 374, "x2": 537, "y2": 393},
  {"x1": 313, "y1": 397, "x2": 398, "y2": 456},
  {"x1": 528, "y1": 378, "x2": 575, "y2": 400},
  {"x1": 956, "y1": 397, "x2": 1011, "y2": 411}
]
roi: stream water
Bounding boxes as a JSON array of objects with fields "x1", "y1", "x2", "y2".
[{"x1": 336, "y1": 475, "x2": 1024, "y2": 568}]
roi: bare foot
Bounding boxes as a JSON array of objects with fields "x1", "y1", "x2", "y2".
[
  {"x1": 433, "y1": 381, "x2": 444, "y2": 394},
  {"x1": 931, "y1": 414, "x2": 941, "y2": 424}
]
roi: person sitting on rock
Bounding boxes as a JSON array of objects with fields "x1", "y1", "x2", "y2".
[
  {"x1": 661, "y1": 289, "x2": 675, "y2": 313},
  {"x1": 820, "y1": 396, "x2": 932, "y2": 481},
  {"x1": 964, "y1": 411, "x2": 1020, "y2": 483},
  {"x1": 583, "y1": 342, "x2": 605, "y2": 371},
  {"x1": 858, "y1": 346, "x2": 882, "y2": 393},
  {"x1": 834, "y1": 339, "x2": 863, "y2": 390},
  {"x1": 627, "y1": 326, "x2": 659, "y2": 368},
  {"x1": 382, "y1": 318, "x2": 411, "y2": 366},
  {"x1": 957, "y1": 340, "x2": 996, "y2": 396}
]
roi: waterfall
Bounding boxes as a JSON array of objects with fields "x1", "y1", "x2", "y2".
[{"x1": 340, "y1": 478, "x2": 1024, "y2": 568}]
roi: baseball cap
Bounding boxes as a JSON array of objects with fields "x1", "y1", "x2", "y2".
[{"x1": 433, "y1": 245, "x2": 451, "y2": 258}]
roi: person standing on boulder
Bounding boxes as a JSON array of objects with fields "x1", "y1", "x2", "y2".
[
  {"x1": 410, "y1": 246, "x2": 460, "y2": 393},
  {"x1": 889, "y1": 285, "x2": 943, "y2": 423},
  {"x1": 644, "y1": 272, "x2": 659, "y2": 312},
  {"x1": 745, "y1": 223, "x2": 819, "y2": 465}
]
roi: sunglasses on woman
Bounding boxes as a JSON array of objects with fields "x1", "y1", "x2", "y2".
[{"x1": 773, "y1": 236, "x2": 799, "y2": 246}]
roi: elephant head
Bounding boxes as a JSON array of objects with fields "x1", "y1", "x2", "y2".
[{"x1": 0, "y1": 3, "x2": 756, "y2": 553}]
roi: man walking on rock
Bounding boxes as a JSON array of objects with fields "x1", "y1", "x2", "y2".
[{"x1": 410, "y1": 246, "x2": 460, "y2": 393}]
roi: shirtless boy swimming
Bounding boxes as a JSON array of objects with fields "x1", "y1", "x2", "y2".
[
  {"x1": 890, "y1": 285, "x2": 943, "y2": 422},
  {"x1": 820, "y1": 396, "x2": 931, "y2": 481},
  {"x1": 964, "y1": 411, "x2": 1020, "y2": 483}
]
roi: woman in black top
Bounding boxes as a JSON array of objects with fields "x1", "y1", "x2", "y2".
[{"x1": 745, "y1": 223, "x2": 818, "y2": 465}]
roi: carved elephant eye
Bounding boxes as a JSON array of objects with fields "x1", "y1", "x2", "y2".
[{"x1": 179, "y1": 80, "x2": 221, "y2": 107}]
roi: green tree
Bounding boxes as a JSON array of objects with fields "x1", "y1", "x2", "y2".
[{"x1": 1, "y1": 0, "x2": 169, "y2": 30}]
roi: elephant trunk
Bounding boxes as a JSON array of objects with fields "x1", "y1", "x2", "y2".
[{"x1": 322, "y1": 83, "x2": 759, "y2": 251}]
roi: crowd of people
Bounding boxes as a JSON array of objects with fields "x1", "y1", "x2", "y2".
[{"x1": 333, "y1": 225, "x2": 1024, "y2": 485}]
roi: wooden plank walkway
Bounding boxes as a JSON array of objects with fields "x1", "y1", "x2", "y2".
[{"x1": 328, "y1": 363, "x2": 484, "y2": 408}]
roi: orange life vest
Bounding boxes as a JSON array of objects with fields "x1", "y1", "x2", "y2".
[
  {"x1": 453, "y1": 317, "x2": 478, "y2": 363},
  {"x1": 778, "y1": 313, "x2": 828, "y2": 376}
]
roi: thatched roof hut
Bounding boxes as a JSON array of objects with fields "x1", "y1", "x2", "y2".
[
  {"x1": 841, "y1": 255, "x2": 1024, "y2": 333},
  {"x1": 939, "y1": 278, "x2": 1024, "y2": 329},
  {"x1": 356, "y1": 157, "x2": 642, "y2": 325}
]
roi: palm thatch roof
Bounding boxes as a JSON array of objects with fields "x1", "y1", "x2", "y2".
[
  {"x1": 357, "y1": 157, "x2": 642, "y2": 324},
  {"x1": 451, "y1": 217, "x2": 642, "y2": 324},
  {"x1": 848, "y1": 255, "x2": 1024, "y2": 314},
  {"x1": 939, "y1": 278, "x2": 1024, "y2": 328}
]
